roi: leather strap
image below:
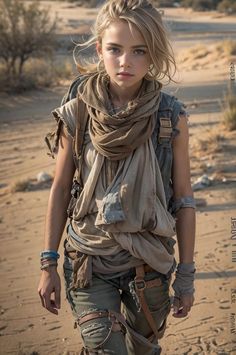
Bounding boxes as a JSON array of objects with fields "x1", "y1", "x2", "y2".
[
  {"x1": 134, "y1": 265, "x2": 163, "y2": 340},
  {"x1": 78, "y1": 311, "x2": 109, "y2": 326},
  {"x1": 77, "y1": 310, "x2": 160, "y2": 350}
]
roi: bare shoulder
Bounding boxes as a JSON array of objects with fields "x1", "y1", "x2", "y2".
[
  {"x1": 53, "y1": 124, "x2": 75, "y2": 187},
  {"x1": 173, "y1": 114, "x2": 189, "y2": 150},
  {"x1": 172, "y1": 114, "x2": 192, "y2": 196}
]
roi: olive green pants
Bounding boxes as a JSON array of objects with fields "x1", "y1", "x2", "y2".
[{"x1": 63, "y1": 256, "x2": 171, "y2": 355}]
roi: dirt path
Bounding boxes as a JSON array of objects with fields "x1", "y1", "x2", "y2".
[{"x1": 0, "y1": 78, "x2": 236, "y2": 354}]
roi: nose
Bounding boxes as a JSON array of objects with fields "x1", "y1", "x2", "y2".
[{"x1": 120, "y1": 52, "x2": 131, "y2": 68}]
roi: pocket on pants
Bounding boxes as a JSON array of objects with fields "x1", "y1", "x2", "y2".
[
  {"x1": 144, "y1": 276, "x2": 170, "y2": 312},
  {"x1": 144, "y1": 274, "x2": 171, "y2": 338},
  {"x1": 63, "y1": 256, "x2": 77, "y2": 311}
]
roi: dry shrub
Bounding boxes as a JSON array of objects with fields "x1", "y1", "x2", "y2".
[
  {"x1": 0, "y1": 0, "x2": 56, "y2": 84},
  {"x1": 215, "y1": 40, "x2": 236, "y2": 56},
  {"x1": 192, "y1": 130, "x2": 225, "y2": 157},
  {"x1": 0, "y1": 57, "x2": 74, "y2": 91},
  {"x1": 223, "y1": 92, "x2": 236, "y2": 131},
  {"x1": 178, "y1": 40, "x2": 236, "y2": 70},
  {"x1": 10, "y1": 179, "x2": 30, "y2": 193}
]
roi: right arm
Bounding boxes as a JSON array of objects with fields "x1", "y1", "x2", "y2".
[{"x1": 38, "y1": 125, "x2": 76, "y2": 314}]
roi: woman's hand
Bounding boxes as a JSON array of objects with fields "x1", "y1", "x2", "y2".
[
  {"x1": 38, "y1": 267, "x2": 61, "y2": 315},
  {"x1": 172, "y1": 293, "x2": 194, "y2": 318}
]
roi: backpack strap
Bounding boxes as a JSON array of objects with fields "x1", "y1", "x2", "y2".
[
  {"x1": 73, "y1": 96, "x2": 89, "y2": 187},
  {"x1": 67, "y1": 96, "x2": 89, "y2": 218},
  {"x1": 157, "y1": 94, "x2": 180, "y2": 144},
  {"x1": 158, "y1": 117, "x2": 172, "y2": 143}
]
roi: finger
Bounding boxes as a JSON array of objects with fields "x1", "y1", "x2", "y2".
[
  {"x1": 49, "y1": 300, "x2": 59, "y2": 315},
  {"x1": 181, "y1": 295, "x2": 194, "y2": 310},
  {"x1": 172, "y1": 297, "x2": 180, "y2": 315},
  {"x1": 55, "y1": 286, "x2": 61, "y2": 309},
  {"x1": 44, "y1": 292, "x2": 58, "y2": 315},
  {"x1": 174, "y1": 309, "x2": 188, "y2": 318},
  {"x1": 38, "y1": 289, "x2": 46, "y2": 308}
]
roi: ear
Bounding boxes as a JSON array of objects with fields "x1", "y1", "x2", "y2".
[{"x1": 96, "y1": 41, "x2": 103, "y2": 58}]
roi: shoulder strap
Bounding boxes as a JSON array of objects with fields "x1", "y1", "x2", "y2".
[
  {"x1": 158, "y1": 117, "x2": 172, "y2": 143},
  {"x1": 73, "y1": 96, "x2": 89, "y2": 186},
  {"x1": 157, "y1": 94, "x2": 178, "y2": 144}
]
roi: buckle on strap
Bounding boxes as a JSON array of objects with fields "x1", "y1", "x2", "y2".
[
  {"x1": 160, "y1": 117, "x2": 172, "y2": 128},
  {"x1": 134, "y1": 277, "x2": 146, "y2": 291}
]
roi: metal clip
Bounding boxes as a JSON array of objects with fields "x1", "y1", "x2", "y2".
[
  {"x1": 128, "y1": 280, "x2": 141, "y2": 312},
  {"x1": 71, "y1": 180, "x2": 82, "y2": 198}
]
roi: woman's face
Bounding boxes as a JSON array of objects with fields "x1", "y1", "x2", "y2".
[{"x1": 97, "y1": 20, "x2": 151, "y2": 91}]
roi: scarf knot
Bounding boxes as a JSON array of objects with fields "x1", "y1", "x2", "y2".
[{"x1": 77, "y1": 72, "x2": 162, "y2": 160}]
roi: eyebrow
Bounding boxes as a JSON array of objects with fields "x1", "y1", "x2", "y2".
[{"x1": 106, "y1": 42, "x2": 148, "y2": 48}]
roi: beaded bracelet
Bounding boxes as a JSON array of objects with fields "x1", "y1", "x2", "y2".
[
  {"x1": 41, "y1": 261, "x2": 58, "y2": 270},
  {"x1": 41, "y1": 257, "x2": 56, "y2": 265}
]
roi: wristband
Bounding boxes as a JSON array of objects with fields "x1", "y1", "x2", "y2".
[
  {"x1": 40, "y1": 250, "x2": 60, "y2": 260},
  {"x1": 177, "y1": 262, "x2": 195, "y2": 274},
  {"x1": 40, "y1": 261, "x2": 58, "y2": 270},
  {"x1": 172, "y1": 262, "x2": 195, "y2": 297}
]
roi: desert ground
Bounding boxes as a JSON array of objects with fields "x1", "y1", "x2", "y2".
[{"x1": 0, "y1": 2, "x2": 236, "y2": 354}]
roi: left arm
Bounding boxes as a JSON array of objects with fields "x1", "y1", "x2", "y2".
[
  {"x1": 172, "y1": 115, "x2": 195, "y2": 263},
  {"x1": 171, "y1": 114, "x2": 196, "y2": 317}
]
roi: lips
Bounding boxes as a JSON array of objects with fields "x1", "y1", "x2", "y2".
[{"x1": 117, "y1": 72, "x2": 134, "y2": 76}]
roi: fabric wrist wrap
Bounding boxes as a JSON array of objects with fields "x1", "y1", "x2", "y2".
[{"x1": 172, "y1": 262, "x2": 195, "y2": 297}]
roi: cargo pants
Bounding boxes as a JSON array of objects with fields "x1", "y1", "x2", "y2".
[{"x1": 63, "y1": 254, "x2": 172, "y2": 355}]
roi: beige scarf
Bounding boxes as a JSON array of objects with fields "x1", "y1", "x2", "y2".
[{"x1": 77, "y1": 72, "x2": 162, "y2": 160}]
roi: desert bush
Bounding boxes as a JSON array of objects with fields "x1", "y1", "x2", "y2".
[
  {"x1": 0, "y1": 0, "x2": 57, "y2": 90},
  {"x1": 193, "y1": 131, "x2": 225, "y2": 155},
  {"x1": 215, "y1": 40, "x2": 236, "y2": 56},
  {"x1": 217, "y1": 0, "x2": 236, "y2": 14},
  {"x1": 222, "y1": 90, "x2": 236, "y2": 131},
  {"x1": 0, "y1": 57, "x2": 74, "y2": 91},
  {"x1": 11, "y1": 179, "x2": 30, "y2": 193}
]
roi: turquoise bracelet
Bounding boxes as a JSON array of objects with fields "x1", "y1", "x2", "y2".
[{"x1": 40, "y1": 250, "x2": 60, "y2": 260}]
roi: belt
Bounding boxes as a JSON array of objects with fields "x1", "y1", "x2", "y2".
[{"x1": 65, "y1": 240, "x2": 157, "y2": 275}]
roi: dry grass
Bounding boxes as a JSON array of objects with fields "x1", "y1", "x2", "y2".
[
  {"x1": 10, "y1": 179, "x2": 30, "y2": 193},
  {"x1": 0, "y1": 57, "x2": 74, "y2": 92},
  {"x1": 215, "y1": 39, "x2": 236, "y2": 56},
  {"x1": 222, "y1": 92, "x2": 236, "y2": 131},
  {"x1": 191, "y1": 129, "x2": 226, "y2": 158},
  {"x1": 177, "y1": 39, "x2": 236, "y2": 71}
]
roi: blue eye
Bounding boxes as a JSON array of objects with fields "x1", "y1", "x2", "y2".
[
  {"x1": 134, "y1": 49, "x2": 146, "y2": 55},
  {"x1": 107, "y1": 47, "x2": 120, "y2": 53}
]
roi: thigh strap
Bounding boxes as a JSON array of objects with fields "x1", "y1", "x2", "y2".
[
  {"x1": 77, "y1": 309, "x2": 161, "y2": 350},
  {"x1": 134, "y1": 265, "x2": 167, "y2": 340}
]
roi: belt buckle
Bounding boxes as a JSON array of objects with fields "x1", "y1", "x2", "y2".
[{"x1": 134, "y1": 277, "x2": 146, "y2": 291}]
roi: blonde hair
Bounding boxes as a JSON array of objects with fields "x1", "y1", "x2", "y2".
[{"x1": 73, "y1": 0, "x2": 176, "y2": 84}]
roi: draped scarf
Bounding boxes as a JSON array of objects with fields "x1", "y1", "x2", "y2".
[
  {"x1": 65, "y1": 72, "x2": 176, "y2": 289},
  {"x1": 77, "y1": 72, "x2": 162, "y2": 160}
]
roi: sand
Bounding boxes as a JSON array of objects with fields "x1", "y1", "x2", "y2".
[{"x1": 0, "y1": 2, "x2": 236, "y2": 354}]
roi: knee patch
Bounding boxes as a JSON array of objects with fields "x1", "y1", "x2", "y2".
[{"x1": 77, "y1": 310, "x2": 124, "y2": 351}]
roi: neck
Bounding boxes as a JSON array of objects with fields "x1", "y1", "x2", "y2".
[{"x1": 108, "y1": 80, "x2": 142, "y2": 106}]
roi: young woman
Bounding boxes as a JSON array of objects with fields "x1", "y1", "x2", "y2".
[{"x1": 38, "y1": 1, "x2": 196, "y2": 354}]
